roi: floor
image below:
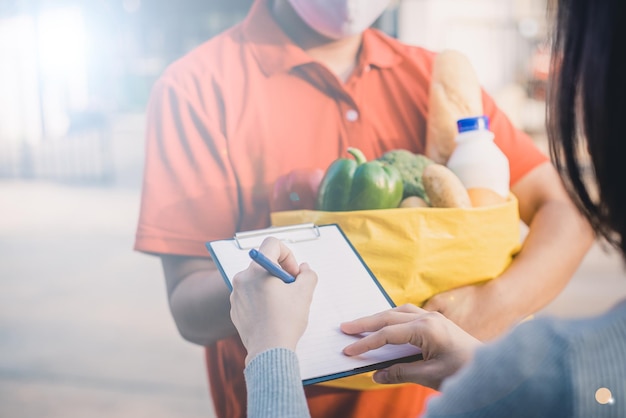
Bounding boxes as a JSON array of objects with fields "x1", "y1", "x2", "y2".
[
  {"x1": 1, "y1": 180, "x2": 625, "y2": 418},
  {"x1": 0, "y1": 181, "x2": 216, "y2": 418}
]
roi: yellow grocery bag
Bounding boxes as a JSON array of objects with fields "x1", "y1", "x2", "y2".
[{"x1": 271, "y1": 196, "x2": 521, "y2": 390}]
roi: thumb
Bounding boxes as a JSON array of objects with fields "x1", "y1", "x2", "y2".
[{"x1": 373, "y1": 361, "x2": 441, "y2": 390}]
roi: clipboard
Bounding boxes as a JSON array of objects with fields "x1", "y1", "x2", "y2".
[{"x1": 206, "y1": 223, "x2": 423, "y2": 386}]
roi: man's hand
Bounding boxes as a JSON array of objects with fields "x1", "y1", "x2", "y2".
[
  {"x1": 341, "y1": 304, "x2": 481, "y2": 390},
  {"x1": 422, "y1": 282, "x2": 514, "y2": 341},
  {"x1": 230, "y1": 237, "x2": 318, "y2": 365}
]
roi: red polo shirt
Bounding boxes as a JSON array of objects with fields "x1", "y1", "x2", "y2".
[{"x1": 135, "y1": 0, "x2": 547, "y2": 417}]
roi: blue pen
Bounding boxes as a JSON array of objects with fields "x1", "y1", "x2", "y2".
[{"x1": 248, "y1": 248, "x2": 296, "y2": 284}]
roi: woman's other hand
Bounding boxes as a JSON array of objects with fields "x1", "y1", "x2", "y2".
[{"x1": 341, "y1": 304, "x2": 482, "y2": 390}]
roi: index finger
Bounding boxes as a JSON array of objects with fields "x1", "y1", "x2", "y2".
[
  {"x1": 343, "y1": 321, "x2": 426, "y2": 357},
  {"x1": 340, "y1": 304, "x2": 426, "y2": 335},
  {"x1": 258, "y1": 237, "x2": 300, "y2": 276}
]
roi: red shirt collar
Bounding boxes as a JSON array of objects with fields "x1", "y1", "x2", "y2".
[{"x1": 241, "y1": 0, "x2": 402, "y2": 77}]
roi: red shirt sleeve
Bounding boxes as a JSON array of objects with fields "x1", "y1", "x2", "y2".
[
  {"x1": 482, "y1": 89, "x2": 549, "y2": 186},
  {"x1": 134, "y1": 76, "x2": 240, "y2": 257}
]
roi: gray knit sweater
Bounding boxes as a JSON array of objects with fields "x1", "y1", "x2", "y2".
[{"x1": 244, "y1": 301, "x2": 626, "y2": 418}]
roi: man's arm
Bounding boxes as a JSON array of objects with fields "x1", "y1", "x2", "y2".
[
  {"x1": 161, "y1": 255, "x2": 236, "y2": 346},
  {"x1": 424, "y1": 162, "x2": 594, "y2": 340}
]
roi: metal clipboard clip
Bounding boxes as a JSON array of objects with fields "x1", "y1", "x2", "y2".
[{"x1": 234, "y1": 223, "x2": 320, "y2": 250}]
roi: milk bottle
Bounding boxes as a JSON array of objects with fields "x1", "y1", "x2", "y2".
[{"x1": 446, "y1": 116, "x2": 510, "y2": 198}]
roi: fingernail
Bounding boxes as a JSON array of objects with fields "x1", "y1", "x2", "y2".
[{"x1": 373, "y1": 370, "x2": 388, "y2": 384}]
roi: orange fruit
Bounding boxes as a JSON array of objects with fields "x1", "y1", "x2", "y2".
[{"x1": 467, "y1": 187, "x2": 507, "y2": 207}]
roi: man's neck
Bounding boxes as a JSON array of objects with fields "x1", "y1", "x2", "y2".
[{"x1": 272, "y1": 0, "x2": 363, "y2": 83}]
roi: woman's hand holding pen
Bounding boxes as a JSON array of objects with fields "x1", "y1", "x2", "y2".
[
  {"x1": 230, "y1": 237, "x2": 318, "y2": 365},
  {"x1": 341, "y1": 304, "x2": 482, "y2": 390}
]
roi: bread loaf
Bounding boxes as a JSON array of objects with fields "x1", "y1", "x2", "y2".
[
  {"x1": 422, "y1": 164, "x2": 472, "y2": 208},
  {"x1": 425, "y1": 50, "x2": 483, "y2": 164}
]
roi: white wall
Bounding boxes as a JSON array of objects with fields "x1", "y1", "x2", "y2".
[
  {"x1": 397, "y1": 0, "x2": 544, "y2": 95},
  {"x1": 0, "y1": 9, "x2": 90, "y2": 145},
  {"x1": 0, "y1": 16, "x2": 42, "y2": 144}
]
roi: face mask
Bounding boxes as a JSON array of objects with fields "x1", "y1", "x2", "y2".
[{"x1": 287, "y1": 0, "x2": 391, "y2": 40}]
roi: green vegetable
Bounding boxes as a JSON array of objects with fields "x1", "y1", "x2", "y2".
[
  {"x1": 316, "y1": 147, "x2": 404, "y2": 211},
  {"x1": 377, "y1": 150, "x2": 434, "y2": 200}
]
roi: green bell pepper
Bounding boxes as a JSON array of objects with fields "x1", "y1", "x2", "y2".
[{"x1": 316, "y1": 147, "x2": 404, "y2": 211}]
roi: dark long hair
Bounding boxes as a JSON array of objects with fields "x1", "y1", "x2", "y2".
[{"x1": 548, "y1": 0, "x2": 626, "y2": 259}]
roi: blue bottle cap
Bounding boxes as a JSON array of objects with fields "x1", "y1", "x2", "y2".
[{"x1": 457, "y1": 116, "x2": 490, "y2": 133}]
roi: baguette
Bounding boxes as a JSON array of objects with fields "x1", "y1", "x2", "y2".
[{"x1": 425, "y1": 50, "x2": 483, "y2": 164}]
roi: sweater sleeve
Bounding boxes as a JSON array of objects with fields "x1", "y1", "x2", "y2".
[
  {"x1": 244, "y1": 348, "x2": 311, "y2": 418},
  {"x1": 424, "y1": 318, "x2": 572, "y2": 418}
]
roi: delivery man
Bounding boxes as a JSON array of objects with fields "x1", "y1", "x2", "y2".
[{"x1": 134, "y1": 0, "x2": 593, "y2": 417}]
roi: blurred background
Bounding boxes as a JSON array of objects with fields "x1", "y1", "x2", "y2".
[
  {"x1": 1, "y1": 0, "x2": 624, "y2": 417},
  {"x1": 0, "y1": 0, "x2": 555, "y2": 187}
]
